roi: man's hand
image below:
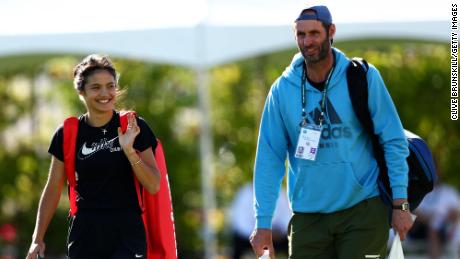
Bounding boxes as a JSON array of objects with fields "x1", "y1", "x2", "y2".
[
  {"x1": 250, "y1": 228, "x2": 275, "y2": 259},
  {"x1": 391, "y1": 200, "x2": 414, "y2": 240}
]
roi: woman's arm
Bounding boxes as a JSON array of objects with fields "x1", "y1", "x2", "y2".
[
  {"x1": 126, "y1": 147, "x2": 161, "y2": 194},
  {"x1": 118, "y1": 112, "x2": 161, "y2": 194},
  {"x1": 26, "y1": 156, "x2": 66, "y2": 259}
]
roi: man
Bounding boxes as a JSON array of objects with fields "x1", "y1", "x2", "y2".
[
  {"x1": 250, "y1": 5, "x2": 414, "y2": 259},
  {"x1": 412, "y1": 177, "x2": 460, "y2": 258},
  {"x1": 230, "y1": 184, "x2": 290, "y2": 259}
]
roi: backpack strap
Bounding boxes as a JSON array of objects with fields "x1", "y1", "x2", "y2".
[
  {"x1": 120, "y1": 110, "x2": 136, "y2": 134},
  {"x1": 63, "y1": 117, "x2": 79, "y2": 216},
  {"x1": 347, "y1": 58, "x2": 371, "y2": 132},
  {"x1": 347, "y1": 58, "x2": 392, "y2": 204},
  {"x1": 119, "y1": 111, "x2": 145, "y2": 212}
]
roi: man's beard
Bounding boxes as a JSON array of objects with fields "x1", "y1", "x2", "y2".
[{"x1": 301, "y1": 36, "x2": 331, "y2": 64}]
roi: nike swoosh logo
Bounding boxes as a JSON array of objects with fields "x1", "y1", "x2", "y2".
[
  {"x1": 135, "y1": 254, "x2": 143, "y2": 258},
  {"x1": 79, "y1": 136, "x2": 119, "y2": 158},
  {"x1": 81, "y1": 142, "x2": 97, "y2": 156}
]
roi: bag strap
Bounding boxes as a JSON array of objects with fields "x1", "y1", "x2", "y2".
[
  {"x1": 119, "y1": 111, "x2": 145, "y2": 212},
  {"x1": 346, "y1": 58, "x2": 392, "y2": 200},
  {"x1": 119, "y1": 110, "x2": 136, "y2": 134},
  {"x1": 347, "y1": 58, "x2": 371, "y2": 132},
  {"x1": 63, "y1": 116, "x2": 79, "y2": 216}
]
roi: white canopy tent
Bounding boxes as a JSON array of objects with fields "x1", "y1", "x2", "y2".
[
  {"x1": 0, "y1": 0, "x2": 450, "y2": 66},
  {"x1": 0, "y1": 0, "x2": 449, "y2": 257},
  {"x1": 0, "y1": 21, "x2": 448, "y2": 67}
]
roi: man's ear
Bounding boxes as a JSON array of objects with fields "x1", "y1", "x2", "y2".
[
  {"x1": 292, "y1": 23, "x2": 298, "y2": 41},
  {"x1": 329, "y1": 24, "x2": 336, "y2": 40}
]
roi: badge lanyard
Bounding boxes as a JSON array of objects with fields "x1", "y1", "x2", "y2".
[
  {"x1": 300, "y1": 53, "x2": 336, "y2": 127},
  {"x1": 295, "y1": 54, "x2": 336, "y2": 161}
]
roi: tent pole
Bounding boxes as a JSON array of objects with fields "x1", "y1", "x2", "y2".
[{"x1": 197, "y1": 67, "x2": 217, "y2": 259}]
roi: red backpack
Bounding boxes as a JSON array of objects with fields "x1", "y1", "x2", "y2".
[{"x1": 63, "y1": 111, "x2": 177, "y2": 259}]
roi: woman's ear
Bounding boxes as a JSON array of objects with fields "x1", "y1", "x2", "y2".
[{"x1": 78, "y1": 88, "x2": 86, "y2": 102}]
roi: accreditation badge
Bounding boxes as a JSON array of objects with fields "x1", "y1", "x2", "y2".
[{"x1": 294, "y1": 124, "x2": 322, "y2": 161}]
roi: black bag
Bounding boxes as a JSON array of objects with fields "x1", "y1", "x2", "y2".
[{"x1": 346, "y1": 58, "x2": 437, "y2": 211}]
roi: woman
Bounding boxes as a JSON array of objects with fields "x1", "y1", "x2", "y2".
[{"x1": 26, "y1": 54, "x2": 161, "y2": 259}]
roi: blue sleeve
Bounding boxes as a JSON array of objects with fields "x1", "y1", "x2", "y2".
[
  {"x1": 254, "y1": 80, "x2": 289, "y2": 229},
  {"x1": 367, "y1": 66, "x2": 409, "y2": 200}
]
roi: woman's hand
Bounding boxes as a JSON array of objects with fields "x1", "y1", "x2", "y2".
[
  {"x1": 118, "y1": 113, "x2": 140, "y2": 155},
  {"x1": 26, "y1": 240, "x2": 45, "y2": 259}
]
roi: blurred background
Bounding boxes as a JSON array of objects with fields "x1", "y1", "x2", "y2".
[{"x1": 0, "y1": 0, "x2": 457, "y2": 258}]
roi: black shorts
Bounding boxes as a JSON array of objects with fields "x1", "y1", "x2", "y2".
[{"x1": 67, "y1": 209, "x2": 146, "y2": 259}]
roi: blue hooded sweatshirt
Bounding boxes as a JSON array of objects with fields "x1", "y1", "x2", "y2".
[{"x1": 254, "y1": 48, "x2": 409, "y2": 229}]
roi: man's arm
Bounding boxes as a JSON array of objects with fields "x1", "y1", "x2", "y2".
[
  {"x1": 253, "y1": 82, "x2": 289, "y2": 229},
  {"x1": 366, "y1": 66, "x2": 413, "y2": 239},
  {"x1": 251, "y1": 81, "x2": 289, "y2": 257}
]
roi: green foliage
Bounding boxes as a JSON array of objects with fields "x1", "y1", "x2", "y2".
[{"x1": 0, "y1": 39, "x2": 457, "y2": 258}]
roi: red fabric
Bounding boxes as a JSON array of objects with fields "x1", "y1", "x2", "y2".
[
  {"x1": 63, "y1": 112, "x2": 177, "y2": 259},
  {"x1": 144, "y1": 140, "x2": 177, "y2": 259},
  {"x1": 0, "y1": 223, "x2": 17, "y2": 242},
  {"x1": 63, "y1": 117, "x2": 79, "y2": 216}
]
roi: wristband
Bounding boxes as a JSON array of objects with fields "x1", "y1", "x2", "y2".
[{"x1": 131, "y1": 157, "x2": 142, "y2": 166}]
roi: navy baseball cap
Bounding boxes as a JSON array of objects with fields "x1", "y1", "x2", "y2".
[{"x1": 295, "y1": 5, "x2": 332, "y2": 25}]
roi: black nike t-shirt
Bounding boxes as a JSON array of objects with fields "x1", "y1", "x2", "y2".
[{"x1": 48, "y1": 110, "x2": 158, "y2": 211}]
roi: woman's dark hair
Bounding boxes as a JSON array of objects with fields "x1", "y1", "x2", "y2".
[{"x1": 73, "y1": 54, "x2": 119, "y2": 91}]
